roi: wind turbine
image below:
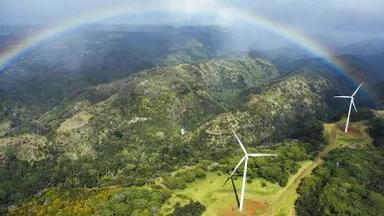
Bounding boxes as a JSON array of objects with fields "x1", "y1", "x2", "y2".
[
  {"x1": 225, "y1": 130, "x2": 277, "y2": 212},
  {"x1": 334, "y1": 82, "x2": 363, "y2": 133}
]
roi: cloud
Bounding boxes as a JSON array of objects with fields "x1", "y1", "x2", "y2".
[{"x1": 0, "y1": 0, "x2": 383, "y2": 45}]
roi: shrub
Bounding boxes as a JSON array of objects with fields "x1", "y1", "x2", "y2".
[{"x1": 172, "y1": 201, "x2": 206, "y2": 216}]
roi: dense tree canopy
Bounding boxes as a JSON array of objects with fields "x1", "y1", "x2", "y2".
[
  {"x1": 368, "y1": 117, "x2": 384, "y2": 148},
  {"x1": 295, "y1": 147, "x2": 384, "y2": 216},
  {"x1": 172, "y1": 201, "x2": 206, "y2": 216}
]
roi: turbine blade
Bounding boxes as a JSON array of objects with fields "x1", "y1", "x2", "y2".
[
  {"x1": 224, "y1": 176, "x2": 231, "y2": 186},
  {"x1": 352, "y1": 82, "x2": 363, "y2": 97},
  {"x1": 334, "y1": 96, "x2": 352, "y2": 99},
  {"x1": 232, "y1": 130, "x2": 247, "y2": 154},
  {"x1": 248, "y1": 153, "x2": 278, "y2": 157},
  {"x1": 352, "y1": 100, "x2": 357, "y2": 112},
  {"x1": 229, "y1": 156, "x2": 246, "y2": 177}
]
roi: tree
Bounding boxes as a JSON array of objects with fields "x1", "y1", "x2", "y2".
[
  {"x1": 172, "y1": 201, "x2": 206, "y2": 216},
  {"x1": 368, "y1": 118, "x2": 384, "y2": 147}
]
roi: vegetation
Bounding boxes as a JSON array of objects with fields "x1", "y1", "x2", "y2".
[
  {"x1": 368, "y1": 117, "x2": 384, "y2": 147},
  {"x1": 351, "y1": 107, "x2": 375, "y2": 122},
  {"x1": 295, "y1": 117, "x2": 384, "y2": 216},
  {"x1": 172, "y1": 201, "x2": 206, "y2": 216},
  {"x1": 8, "y1": 187, "x2": 171, "y2": 216},
  {"x1": 218, "y1": 139, "x2": 319, "y2": 187},
  {"x1": 0, "y1": 26, "x2": 227, "y2": 121},
  {"x1": 0, "y1": 24, "x2": 382, "y2": 216},
  {"x1": 0, "y1": 49, "x2": 351, "y2": 215},
  {"x1": 296, "y1": 148, "x2": 384, "y2": 216},
  {"x1": 164, "y1": 167, "x2": 207, "y2": 190},
  {"x1": 0, "y1": 55, "x2": 282, "y2": 213}
]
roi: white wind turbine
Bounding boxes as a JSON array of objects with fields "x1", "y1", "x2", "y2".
[
  {"x1": 334, "y1": 82, "x2": 363, "y2": 133},
  {"x1": 226, "y1": 130, "x2": 277, "y2": 212}
]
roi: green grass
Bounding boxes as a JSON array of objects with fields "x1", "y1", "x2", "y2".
[
  {"x1": 56, "y1": 111, "x2": 93, "y2": 133},
  {"x1": 325, "y1": 119, "x2": 372, "y2": 150},
  {"x1": 160, "y1": 161, "x2": 316, "y2": 216},
  {"x1": 160, "y1": 172, "x2": 282, "y2": 216}
]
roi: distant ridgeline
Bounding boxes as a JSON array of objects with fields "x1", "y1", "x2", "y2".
[
  {"x1": 0, "y1": 26, "x2": 229, "y2": 116},
  {"x1": 0, "y1": 26, "x2": 379, "y2": 127},
  {"x1": 263, "y1": 47, "x2": 383, "y2": 108}
]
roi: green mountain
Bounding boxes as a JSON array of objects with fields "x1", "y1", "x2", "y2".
[
  {"x1": 1, "y1": 56, "x2": 280, "y2": 163},
  {"x1": 0, "y1": 54, "x2": 349, "y2": 214},
  {"x1": 0, "y1": 26, "x2": 229, "y2": 118}
]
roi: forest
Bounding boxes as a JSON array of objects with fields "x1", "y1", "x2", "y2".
[{"x1": 295, "y1": 113, "x2": 384, "y2": 216}]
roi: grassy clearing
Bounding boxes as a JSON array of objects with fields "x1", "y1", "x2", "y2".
[
  {"x1": 160, "y1": 172, "x2": 282, "y2": 216},
  {"x1": 160, "y1": 161, "x2": 315, "y2": 216},
  {"x1": 161, "y1": 120, "x2": 371, "y2": 216},
  {"x1": 326, "y1": 119, "x2": 372, "y2": 150},
  {"x1": 56, "y1": 111, "x2": 93, "y2": 133}
]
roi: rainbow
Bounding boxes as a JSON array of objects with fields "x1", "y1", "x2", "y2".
[{"x1": 0, "y1": 0, "x2": 361, "y2": 83}]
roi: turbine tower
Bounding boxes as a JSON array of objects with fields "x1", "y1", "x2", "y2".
[
  {"x1": 334, "y1": 82, "x2": 363, "y2": 133},
  {"x1": 226, "y1": 130, "x2": 277, "y2": 212}
]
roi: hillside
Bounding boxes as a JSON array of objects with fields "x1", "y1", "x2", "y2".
[
  {"x1": 0, "y1": 55, "x2": 347, "y2": 214},
  {"x1": 0, "y1": 26, "x2": 229, "y2": 117}
]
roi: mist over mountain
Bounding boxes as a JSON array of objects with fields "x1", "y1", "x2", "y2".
[
  {"x1": 0, "y1": 26, "x2": 230, "y2": 111},
  {"x1": 338, "y1": 37, "x2": 384, "y2": 55}
]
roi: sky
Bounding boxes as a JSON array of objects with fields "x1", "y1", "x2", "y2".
[{"x1": 1, "y1": 0, "x2": 384, "y2": 46}]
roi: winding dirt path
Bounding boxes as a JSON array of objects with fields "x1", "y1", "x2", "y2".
[{"x1": 259, "y1": 123, "x2": 340, "y2": 216}]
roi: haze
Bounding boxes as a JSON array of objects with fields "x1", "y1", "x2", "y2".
[{"x1": 1, "y1": 0, "x2": 384, "y2": 47}]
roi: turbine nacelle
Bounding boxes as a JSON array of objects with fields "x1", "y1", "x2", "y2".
[{"x1": 232, "y1": 130, "x2": 277, "y2": 155}]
